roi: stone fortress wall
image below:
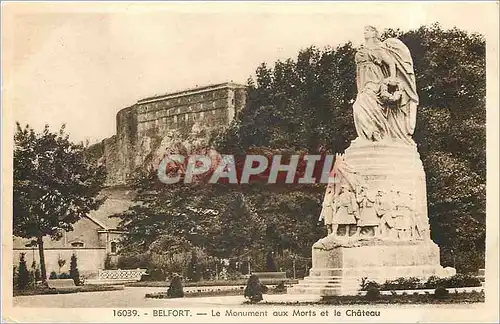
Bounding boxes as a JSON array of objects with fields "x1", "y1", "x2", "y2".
[{"x1": 96, "y1": 82, "x2": 247, "y2": 186}]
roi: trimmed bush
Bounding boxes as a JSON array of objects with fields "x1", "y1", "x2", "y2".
[
  {"x1": 49, "y1": 271, "x2": 58, "y2": 279},
  {"x1": 69, "y1": 254, "x2": 81, "y2": 286},
  {"x1": 167, "y1": 274, "x2": 184, "y2": 298},
  {"x1": 275, "y1": 281, "x2": 287, "y2": 293},
  {"x1": 365, "y1": 286, "x2": 381, "y2": 301},
  {"x1": 363, "y1": 274, "x2": 482, "y2": 292},
  {"x1": 434, "y1": 286, "x2": 450, "y2": 299},
  {"x1": 244, "y1": 274, "x2": 264, "y2": 303},
  {"x1": 424, "y1": 275, "x2": 443, "y2": 288},
  {"x1": 16, "y1": 253, "x2": 31, "y2": 290},
  {"x1": 361, "y1": 279, "x2": 380, "y2": 291},
  {"x1": 445, "y1": 274, "x2": 481, "y2": 288},
  {"x1": 381, "y1": 277, "x2": 422, "y2": 290}
]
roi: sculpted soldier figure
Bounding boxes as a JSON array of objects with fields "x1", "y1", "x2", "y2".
[
  {"x1": 319, "y1": 182, "x2": 335, "y2": 235},
  {"x1": 355, "y1": 185, "x2": 379, "y2": 237},
  {"x1": 375, "y1": 189, "x2": 392, "y2": 237},
  {"x1": 392, "y1": 190, "x2": 413, "y2": 240},
  {"x1": 331, "y1": 184, "x2": 359, "y2": 238}
]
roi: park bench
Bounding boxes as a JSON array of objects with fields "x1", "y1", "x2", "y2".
[
  {"x1": 251, "y1": 272, "x2": 291, "y2": 285},
  {"x1": 46, "y1": 279, "x2": 80, "y2": 293}
]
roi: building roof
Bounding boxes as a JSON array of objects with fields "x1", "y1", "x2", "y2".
[
  {"x1": 137, "y1": 82, "x2": 247, "y2": 104},
  {"x1": 87, "y1": 187, "x2": 136, "y2": 230}
]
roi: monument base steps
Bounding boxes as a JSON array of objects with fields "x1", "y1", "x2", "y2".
[{"x1": 288, "y1": 241, "x2": 448, "y2": 296}]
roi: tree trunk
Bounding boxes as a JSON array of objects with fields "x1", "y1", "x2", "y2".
[{"x1": 37, "y1": 236, "x2": 47, "y2": 284}]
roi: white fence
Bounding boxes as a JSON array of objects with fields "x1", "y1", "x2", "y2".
[{"x1": 98, "y1": 268, "x2": 147, "y2": 281}]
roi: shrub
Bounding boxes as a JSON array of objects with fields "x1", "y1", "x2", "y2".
[
  {"x1": 434, "y1": 286, "x2": 449, "y2": 300},
  {"x1": 104, "y1": 253, "x2": 114, "y2": 270},
  {"x1": 444, "y1": 274, "x2": 481, "y2": 288},
  {"x1": 69, "y1": 254, "x2": 81, "y2": 286},
  {"x1": 275, "y1": 281, "x2": 287, "y2": 293},
  {"x1": 360, "y1": 278, "x2": 380, "y2": 291},
  {"x1": 365, "y1": 286, "x2": 381, "y2": 301},
  {"x1": 16, "y1": 253, "x2": 31, "y2": 290},
  {"x1": 49, "y1": 271, "x2": 58, "y2": 279},
  {"x1": 424, "y1": 275, "x2": 443, "y2": 289},
  {"x1": 244, "y1": 274, "x2": 264, "y2": 303},
  {"x1": 381, "y1": 277, "x2": 422, "y2": 290},
  {"x1": 148, "y1": 268, "x2": 166, "y2": 281},
  {"x1": 117, "y1": 253, "x2": 152, "y2": 270},
  {"x1": 167, "y1": 274, "x2": 184, "y2": 298}
]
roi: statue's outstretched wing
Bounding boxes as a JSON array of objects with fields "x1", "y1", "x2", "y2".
[
  {"x1": 383, "y1": 38, "x2": 418, "y2": 103},
  {"x1": 383, "y1": 38, "x2": 419, "y2": 134},
  {"x1": 384, "y1": 38, "x2": 414, "y2": 70}
]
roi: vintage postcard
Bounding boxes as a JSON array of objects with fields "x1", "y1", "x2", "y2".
[{"x1": 2, "y1": 1, "x2": 499, "y2": 323}]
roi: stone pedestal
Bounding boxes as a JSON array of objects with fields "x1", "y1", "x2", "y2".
[
  {"x1": 288, "y1": 241, "x2": 447, "y2": 296},
  {"x1": 345, "y1": 139, "x2": 430, "y2": 232}
]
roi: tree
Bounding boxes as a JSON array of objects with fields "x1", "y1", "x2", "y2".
[
  {"x1": 13, "y1": 123, "x2": 106, "y2": 283},
  {"x1": 381, "y1": 24, "x2": 486, "y2": 272},
  {"x1": 69, "y1": 253, "x2": 81, "y2": 286},
  {"x1": 186, "y1": 250, "x2": 202, "y2": 282},
  {"x1": 16, "y1": 253, "x2": 31, "y2": 290}
]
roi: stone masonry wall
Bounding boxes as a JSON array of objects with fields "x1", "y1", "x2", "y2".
[{"x1": 95, "y1": 82, "x2": 247, "y2": 186}]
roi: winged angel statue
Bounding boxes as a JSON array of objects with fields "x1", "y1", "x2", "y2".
[{"x1": 353, "y1": 25, "x2": 419, "y2": 145}]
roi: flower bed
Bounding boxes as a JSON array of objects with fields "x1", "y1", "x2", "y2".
[
  {"x1": 265, "y1": 291, "x2": 485, "y2": 305},
  {"x1": 145, "y1": 285, "x2": 287, "y2": 299},
  {"x1": 129, "y1": 279, "x2": 248, "y2": 288},
  {"x1": 13, "y1": 284, "x2": 124, "y2": 297},
  {"x1": 360, "y1": 274, "x2": 482, "y2": 291},
  {"x1": 128, "y1": 279, "x2": 297, "y2": 288}
]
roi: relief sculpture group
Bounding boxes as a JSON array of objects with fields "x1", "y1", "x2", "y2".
[{"x1": 319, "y1": 165, "x2": 429, "y2": 242}]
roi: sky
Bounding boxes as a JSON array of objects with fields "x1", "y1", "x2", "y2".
[{"x1": 2, "y1": 2, "x2": 498, "y2": 144}]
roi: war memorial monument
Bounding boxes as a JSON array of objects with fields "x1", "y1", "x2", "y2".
[{"x1": 289, "y1": 26, "x2": 453, "y2": 296}]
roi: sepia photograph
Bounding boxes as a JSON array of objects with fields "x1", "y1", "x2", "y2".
[{"x1": 1, "y1": 1, "x2": 499, "y2": 323}]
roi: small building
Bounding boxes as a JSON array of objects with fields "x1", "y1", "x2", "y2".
[{"x1": 12, "y1": 187, "x2": 133, "y2": 278}]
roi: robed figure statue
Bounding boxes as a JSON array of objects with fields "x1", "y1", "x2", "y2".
[{"x1": 353, "y1": 25, "x2": 419, "y2": 145}]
